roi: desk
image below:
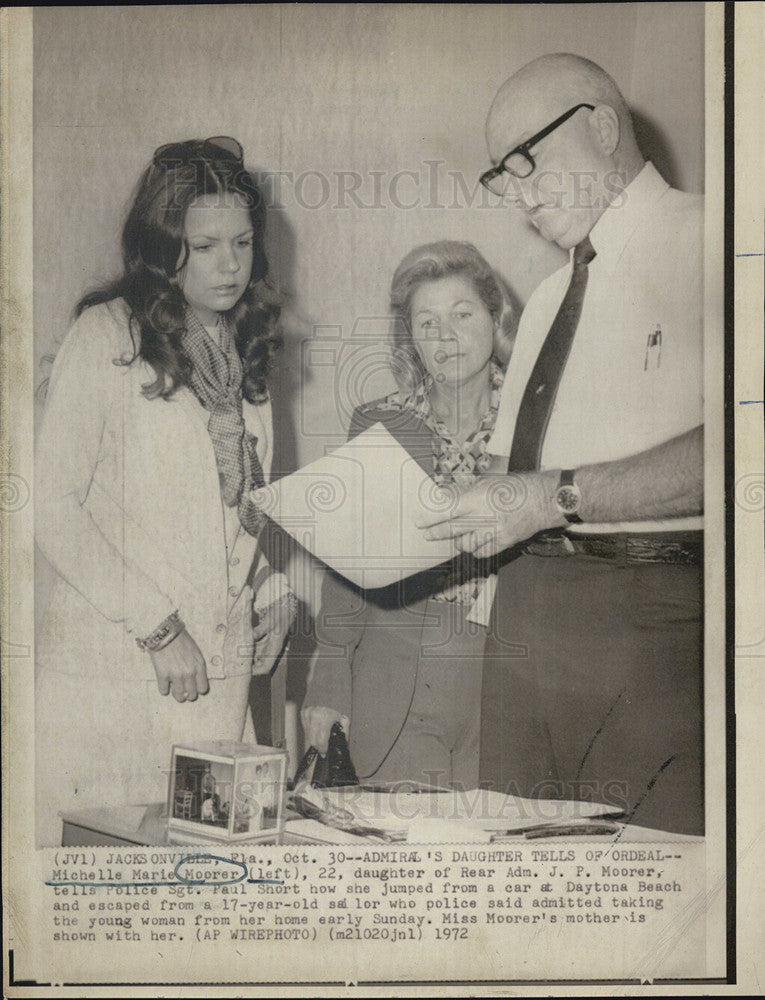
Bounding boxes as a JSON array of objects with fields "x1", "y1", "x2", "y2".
[
  {"x1": 60, "y1": 802, "x2": 699, "y2": 847},
  {"x1": 60, "y1": 802, "x2": 293, "y2": 846},
  {"x1": 60, "y1": 802, "x2": 353, "y2": 847}
]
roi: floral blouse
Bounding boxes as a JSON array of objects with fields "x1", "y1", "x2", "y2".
[{"x1": 373, "y1": 362, "x2": 504, "y2": 605}]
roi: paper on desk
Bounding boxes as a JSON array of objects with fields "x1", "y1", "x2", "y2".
[
  {"x1": 318, "y1": 787, "x2": 619, "y2": 835},
  {"x1": 285, "y1": 818, "x2": 372, "y2": 844},
  {"x1": 406, "y1": 817, "x2": 493, "y2": 843},
  {"x1": 252, "y1": 423, "x2": 455, "y2": 589}
]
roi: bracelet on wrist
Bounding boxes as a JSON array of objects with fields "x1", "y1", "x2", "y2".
[{"x1": 136, "y1": 610, "x2": 185, "y2": 652}]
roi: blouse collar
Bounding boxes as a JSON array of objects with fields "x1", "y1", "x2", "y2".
[{"x1": 406, "y1": 360, "x2": 504, "y2": 441}]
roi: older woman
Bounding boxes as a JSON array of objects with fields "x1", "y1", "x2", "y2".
[
  {"x1": 301, "y1": 241, "x2": 515, "y2": 789},
  {"x1": 35, "y1": 137, "x2": 296, "y2": 845}
]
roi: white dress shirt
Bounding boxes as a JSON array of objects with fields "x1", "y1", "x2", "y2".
[{"x1": 488, "y1": 162, "x2": 704, "y2": 533}]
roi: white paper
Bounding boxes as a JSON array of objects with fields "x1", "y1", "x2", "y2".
[
  {"x1": 306, "y1": 786, "x2": 624, "y2": 834},
  {"x1": 253, "y1": 422, "x2": 455, "y2": 588}
]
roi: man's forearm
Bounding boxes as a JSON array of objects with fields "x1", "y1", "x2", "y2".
[
  {"x1": 570, "y1": 425, "x2": 703, "y2": 523},
  {"x1": 416, "y1": 426, "x2": 704, "y2": 556}
]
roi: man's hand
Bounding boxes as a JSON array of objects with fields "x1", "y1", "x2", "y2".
[
  {"x1": 416, "y1": 470, "x2": 563, "y2": 558},
  {"x1": 415, "y1": 427, "x2": 704, "y2": 557},
  {"x1": 251, "y1": 593, "x2": 297, "y2": 676},
  {"x1": 149, "y1": 629, "x2": 209, "y2": 702}
]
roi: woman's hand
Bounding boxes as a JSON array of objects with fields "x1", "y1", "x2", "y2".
[
  {"x1": 301, "y1": 706, "x2": 347, "y2": 754},
  {"x1": 251, "y1": 593, "x2": 297, "y2": 676},
  {"x1": 149, "y1": 629, "x2": 209, "y2": 702}
]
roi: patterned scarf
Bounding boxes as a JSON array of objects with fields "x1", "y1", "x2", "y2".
[
  {"x1": 412, "y1": 362, "x2": 504, "y2": 488},
  {"x1": 182, "y1": 308, "x2": 266, "y2": 535}
]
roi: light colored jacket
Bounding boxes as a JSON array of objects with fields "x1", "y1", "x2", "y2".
[{"x1": 35, "y1": 298, "x2": 287, "y2": 683}]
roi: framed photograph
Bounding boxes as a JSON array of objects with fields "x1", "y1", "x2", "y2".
[{"x1": 167, "y1": 742, "x2": 287, "y2": 843}]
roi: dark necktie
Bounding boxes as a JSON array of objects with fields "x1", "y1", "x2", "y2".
[{"x1": 508, "y1": 236, "x2": 596, "y2": 472}]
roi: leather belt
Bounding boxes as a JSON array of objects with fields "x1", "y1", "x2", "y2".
[{"x1": 523, "y1": 529, "x2": 703, "y2": 566}]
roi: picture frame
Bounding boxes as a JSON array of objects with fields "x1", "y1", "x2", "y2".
[{"x1": 167, "y1": 742, "x2": 288, "y2": 844}]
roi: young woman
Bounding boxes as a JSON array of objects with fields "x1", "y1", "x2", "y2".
[
  {"x1": 301, "y1": 241, "x2": 516, "y2": 790},
  {"x1": 35, "y1": 137, "x2": 296, "y2": 845}
]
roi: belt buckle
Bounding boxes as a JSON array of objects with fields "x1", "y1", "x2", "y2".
[
  {"x1": 525, "y1": 530, "x2": 575, "y2": 558},
  {"x1": 560, "y1": 535, "x2": 577, "y2": 555}
]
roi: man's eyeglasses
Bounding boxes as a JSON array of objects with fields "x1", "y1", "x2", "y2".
[
  {"x1": 479, "y1": 104, "x2": 595, "y2": 196},
  {"x1": 153, "y1": 136, "x2": 244, "y2": 168}
]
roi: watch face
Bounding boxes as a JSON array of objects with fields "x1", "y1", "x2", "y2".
[{"x1": 556, "y1": 485, "x2": 580, "y2": 513}]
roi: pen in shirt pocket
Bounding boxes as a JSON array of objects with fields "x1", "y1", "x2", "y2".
[{"x1": 644, "y1": 324, "x2": 662, "y2": 370}]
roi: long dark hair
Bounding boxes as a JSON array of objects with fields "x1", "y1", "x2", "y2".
[{"x1": 76, "y1": 138, "x2": 280, "y2": 402}]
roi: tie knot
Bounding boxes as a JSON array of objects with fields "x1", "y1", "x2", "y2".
[{"x1": 573, "y1": 236, "x2": 596, "y2": 267}]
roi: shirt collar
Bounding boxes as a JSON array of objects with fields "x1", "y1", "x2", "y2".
[
  {"x1": 412, "y1": 361, "x2": 505, "y2": 438},
  {"x1": 587, "y1": 161, "x2": 669, "y2": 267}
]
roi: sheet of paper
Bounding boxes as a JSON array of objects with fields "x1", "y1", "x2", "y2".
[
  {"x1": 253, "y1": 423, "x2": 455, "y2": 589},
  {"x1": 314, "y1": 787, "x2": 621, "y2": 834}
]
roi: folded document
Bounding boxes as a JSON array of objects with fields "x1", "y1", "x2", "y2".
[{"x1": 252, "y1": 423, "x2": 455, "y2": 589}]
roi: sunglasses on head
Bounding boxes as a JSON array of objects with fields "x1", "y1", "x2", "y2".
[{"x1": 152, "y1": 136, "x2": 244, "y2": 167}]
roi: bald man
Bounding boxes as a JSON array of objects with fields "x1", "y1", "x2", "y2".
[{"x1": 418, "y1": 54, "x2": 705, "y2": 834}]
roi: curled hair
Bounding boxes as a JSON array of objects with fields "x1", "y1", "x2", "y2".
[
  {"x1": 388, "y1": 240, "x2": 516, "y2": 392},
  {"x1": 76, "y1": 139, "x2": 280, "y2": 403}
]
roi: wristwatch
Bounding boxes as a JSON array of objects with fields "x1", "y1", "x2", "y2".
[{"x1": 555, "y1": 469, "x2": 583, "y2": 524}]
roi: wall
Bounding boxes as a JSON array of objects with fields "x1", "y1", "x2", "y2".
[{"x1": 34, "y1": 2, "x2": 705, "y2": 465}]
